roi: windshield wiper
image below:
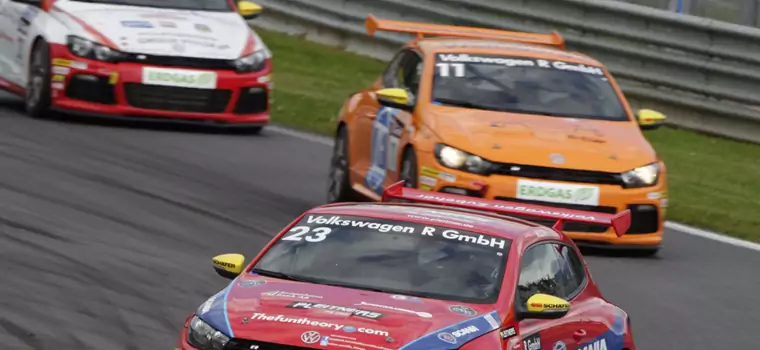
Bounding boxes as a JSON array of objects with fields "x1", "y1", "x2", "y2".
[{"x1": 251, "y1": 268, "x2": 315, "y2": 283}]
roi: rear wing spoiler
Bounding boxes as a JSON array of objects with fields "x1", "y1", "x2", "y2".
[
  {"x1": 382, "y1": 181, "x2": 631, "y2": 237},
  {"x1": 365, "y1": 15, "x2": 565, "y2": 49}
]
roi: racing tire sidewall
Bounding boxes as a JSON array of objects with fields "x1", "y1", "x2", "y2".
[
  {"x1": 25, "y1": 40, "x2": 52, "y2": 119},
  {"x1": 327, "y1": 126, "x2": 359, "y2": 203},
  {"x1": 399, "y1": 148, "x2": 418, "y2": 188}
]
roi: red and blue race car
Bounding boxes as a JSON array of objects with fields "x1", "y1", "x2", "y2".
[{"x1": 178, "y1": 181, "x2": 636, "y2": 350}]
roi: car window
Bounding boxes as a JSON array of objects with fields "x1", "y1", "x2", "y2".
[
  {"x1": 431, "y1": 52, "x2": 628, "y2": 121},
  {"x1": 383, "y1": 49, "x2": 422, "y2": 95},
  {"x1": 254, "y1": 214, "x2": 511, "y2": 304},
  {"x1": 70, "y1": 0, "x2": 233, "y2": 11},
  {"x1": 515, "y1": 242, "x2": 586, "y2": 306}
]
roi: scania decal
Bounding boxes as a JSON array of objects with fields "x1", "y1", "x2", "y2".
[
  {"x1": 286, "y1": 301, "x2": 385, "y2": 320},
  {"x1": 399, "y1": 310, "x2": 500, "y2": 350}
]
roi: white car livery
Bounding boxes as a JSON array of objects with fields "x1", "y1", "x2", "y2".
[{"x1": 0, "y1": 0, "x2": 272, "y2": 131}]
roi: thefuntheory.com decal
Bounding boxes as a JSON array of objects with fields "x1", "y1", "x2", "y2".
[{"x1": 250, "y1": 313, "x2": 390, "y2": 337}]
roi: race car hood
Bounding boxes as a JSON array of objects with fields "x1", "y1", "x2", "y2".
[
  {"x1": 197, "y1": 274, "x2": 502, "y2": 350},
  {"x1": 54, "y1": 1, "x2": 253, "y2": 60},
  {"x1": 426, "y1": 107, "x2": 657, "y2": 172}
]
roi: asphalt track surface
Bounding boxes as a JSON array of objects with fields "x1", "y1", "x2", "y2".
[{"x1": 0, "y1": 92, "x2": 758, "y2": 349}]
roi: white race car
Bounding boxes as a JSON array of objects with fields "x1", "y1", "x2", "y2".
[{"x1": 0, "y1": 0, "x2": 273, "y2": 132}]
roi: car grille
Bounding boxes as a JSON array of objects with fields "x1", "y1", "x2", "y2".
[
  {"x1": 233, "y1": 87, "x2": 268, "y2": 114},
  {"x1": 489, "y1": 163, "x2": 622, "y2": 186},
  {"x1": 225, "y1": 339, "x2": 319, "y2": 350},
  {"x1": 123, "y1": 83, "x2": 232, "y2": 113},
  {"x1": 495, "y1": 197, "x2": 617, "y2": 233},
  {"x1": 119, "y1": 53, "x2": 235, "y2": 70},
  {"x1": 65, "y1": 74, "x2": 116, "y2": 105}
]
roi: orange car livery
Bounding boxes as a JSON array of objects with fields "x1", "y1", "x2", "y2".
[{"x1": 326, "y1": 15, "x2": 668, "y2": 255}]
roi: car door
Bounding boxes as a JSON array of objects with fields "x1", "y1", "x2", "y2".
[
  {"x1": 514, "y1": 241, "x2": 589, "y2": 350},
  {"x1": 352, "y1": 48, "x2": 422, "y2": 197},
  {"x1": 0, "y1": 0, "x2": 41, "y2": 86}
]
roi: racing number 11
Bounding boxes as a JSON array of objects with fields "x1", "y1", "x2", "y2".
[{"x1": 436, "y1": 63, "x2": 465, "y2": 77}]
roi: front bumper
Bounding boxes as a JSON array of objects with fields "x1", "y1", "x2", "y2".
[
  {"x1": 416, "y1": 152, "x2": 667, "y2": 248},
  {"x1": 48, "y1": 44, "x2": 271, "y2": 125}
]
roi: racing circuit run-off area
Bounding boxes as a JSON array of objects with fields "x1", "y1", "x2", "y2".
[{"x1": 2, "y1": 0, "x2": 760, "y2": 350}]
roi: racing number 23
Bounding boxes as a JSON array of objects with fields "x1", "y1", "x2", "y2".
[{"x1": 282, "y1": 226, "x2": 332, "y2": 243}]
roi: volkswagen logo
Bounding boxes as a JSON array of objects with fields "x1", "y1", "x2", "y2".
[{"x1": 301, "y1": 331, "x2": 321, "y2": 344}]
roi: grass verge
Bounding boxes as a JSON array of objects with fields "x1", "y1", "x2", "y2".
[{"x1": 258, "y1": 28, "x2": 760, "y2": 243}]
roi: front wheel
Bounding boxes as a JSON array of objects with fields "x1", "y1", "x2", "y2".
[
  {"x1": 326, "y1": 127, "x2": 359, "y2": 203},
  {"x1": 25, "y1": 40, "x2": 52, "y2": 119},
  {"x1": 398, "y1": 148, "x2": 418, "y2": 188}
]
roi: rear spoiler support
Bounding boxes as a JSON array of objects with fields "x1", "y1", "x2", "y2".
[
  {"x1": 382, "y1": 181, "x2": 631, "y2": 237},
  {"x1": 365, "y1": 15, "x2": 565, "y2": 49}
]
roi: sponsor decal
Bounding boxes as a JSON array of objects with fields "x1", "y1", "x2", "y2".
[
  {"x1": 437, "y1": 332, "x2": 456, "y2": 344},
  {"x1": 448, "y1": 305, "x2": 477, "y2": 316},
  {"x1": 500, "y1": 326, "x2": 516, "y2": 339},
  {"x1": 238, "y1": 279, "x2": 266, "y2": 287},
  {"x1": 516, "y1": 179, "x2": 600, "y2": 206},
  {"x1": 578, "y1": 338, "x2": 607, "y2": 350},
  {"x1": 142, "y1": 67, "x2": 217, "y2": 89},
  {"x1": 554, "y1": 341, "x2": 567, "y2": 350},
  {"x1": 286, "y1": 301, "x2": 385, "y2": 320},
  {"x1": 647, "y1": 192, "x2": 661, "y2": 200},
  {"x1": 198, "y1": 290, "x2": 223, "y2": 315},
  {"x1": 51, "y1": 74, "x2": 65, "y2": 82},
  {"x1": 437, "y1": 53, "x2": 605, "y2": 76},
  {"x1": 419, "y1": 175, "x2": 437, "y2": 187},
  {"x1": 51, "y1": 59, "x2": 86, "y2": 70},
  {"x1": 412, "y1": 193, "x2": 602, "y2": 221},
  {"x1": 293, "y1": 215, "x2": 507, "y2": 249},
  {"x1": 355, "y1": 301, "x2": 432, "y2": 318},
  {"x1": 301, "y1": 331, "x2": 321, "y2": 344},
  {"x1": 438, "y1": 171, "x2": 456, "y2": 182},
  {"x1": 390, "y1": 294, "x2": 421, "y2": 302},
  {"x1": 549, "y1": 153, "x2": 565, "y2": 165},
  {"x1": 51, "y1": 66, "x2": 69, "y2": 75},
  {"x1": 109, "y1": 72, "x2": 119, "y2": 85},
  {"x1": 320, "y1": 335, "x2": 329, "y2": 346},
  {"x1": 523, "y1": 333, "x2": 541, "y2": 350},
  {"x1": 121, "y1": 20, "x2": 153, "y2": 28},
  {"x1": 261, "y1": 290, "x2": 322, "y2": 300},
  {"x1": 158, "y1": 21, "x2": 176, "y2": 28},
  {"x1": 194, "y1": 23, "x2": 211, "y2": 32},
  {"x1": 51, "y1": 82, "x2": 64, "y2": 90},
  {"x1": 250, "y1": 313, "x2": 390, "y2": 336}
]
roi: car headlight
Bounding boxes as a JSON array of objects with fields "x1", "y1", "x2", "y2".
[
  {"x1": 620, "y1": 162, "x2": 660, "y2": 188},
  {"x1": 187, "y1": 316, "x2": 230, "y2": 350},
  {"x1": 233, "y1": 49, "x2": 267, "y2": 73},
  {"x1": 66, "y1": 36, "x2": 123, "y2": 62},
  {"x1": 434, "y1": 144, "x2": 492, "y2": 174}
]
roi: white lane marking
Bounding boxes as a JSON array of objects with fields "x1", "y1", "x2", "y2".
[
  {"x1": 267, "y1": 125, "x2": 760, "y2": 252},
  {"x1": 664, "y1": 222, "x2": 760, "y2": 252}
]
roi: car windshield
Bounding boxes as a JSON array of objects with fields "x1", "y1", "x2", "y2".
[
  {"x1": 73, "y1": 0, "x2": 232, "y2": 11},
  {"x1": 253, "y1": 214, "x2": 511, "y2": 304},
  {"x1": 432, "y1": 53, "x2": 628, "y2": 121}
]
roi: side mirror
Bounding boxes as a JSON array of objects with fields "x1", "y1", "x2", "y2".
[
  {"x1": 636, "y1": 109, "x2": 666, "y2": 130},
  {"x1": 212, "y1": 253, "x2": 246, "y2": 279},
  {"x1": 376, "y1": 88, "x2": 415, "y2": 112},
  {"x1": 517, "y1": 293, "x2": 571, "y2": 320},
  {"x1": 237, "y1": 1, "x2": 262, "y2": 20}
]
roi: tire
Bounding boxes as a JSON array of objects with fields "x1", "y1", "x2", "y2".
[
  {"x1": 399, "y1": 147, "x2": 418, "y2": 188},
  {"x1": 326, "y1": 126, "x2": 359, "y2": 203},
  {"x1": 25, "y1": 40, "x2": 52, "y2": 119}
]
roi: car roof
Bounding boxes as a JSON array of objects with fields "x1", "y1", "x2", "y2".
[
  {"x1": 414, "y1": 37, "x2": 602, "y2": 66},
  {"x1": 306, "y1": 202, "x2": 563, "y2": 242}
]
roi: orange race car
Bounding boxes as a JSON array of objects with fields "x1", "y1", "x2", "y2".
[{"x1": 326, "y1": 15, "x2": 669, "y2": 255}]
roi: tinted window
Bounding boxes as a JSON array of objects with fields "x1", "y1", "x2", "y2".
[
  {"x1": 432, "y1": 53, "x2": 627, "y2": 121},
  {"x1": 383, "y1": 50, "x2": 423, "y2": 95},
  {"x1": 72, "y1": 0, "x2": 233, "y2": 11},
  {"x1": 516, "y1": 243, "x2": 586, "y2": 305},
  {"x1": 254, "y1": 214, "x2": 511, "y2": 304}
]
